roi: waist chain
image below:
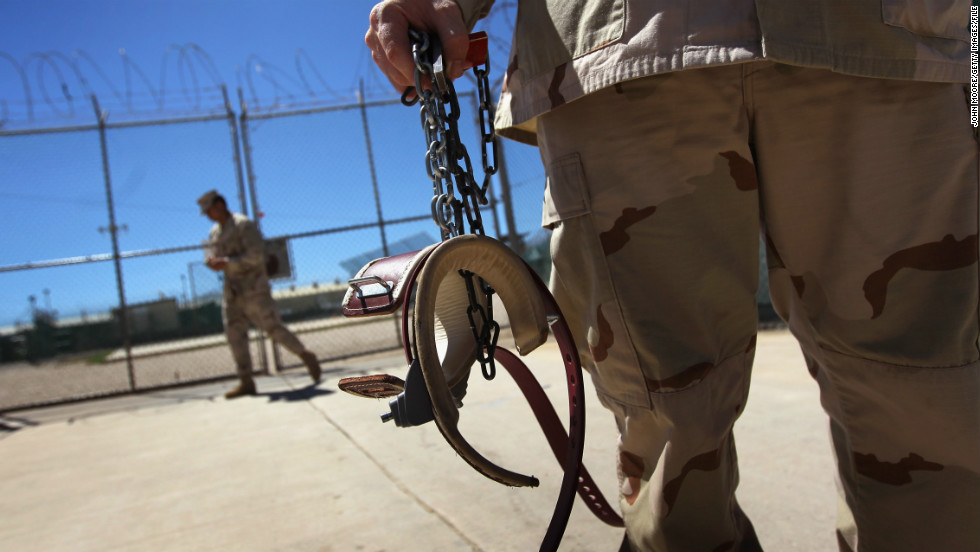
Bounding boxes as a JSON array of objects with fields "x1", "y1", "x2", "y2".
[{"x1": 339, "y1": 234, "x2": 623, "y2": 550}]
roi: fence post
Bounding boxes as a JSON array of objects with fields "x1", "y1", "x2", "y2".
[
  {"x1": 467, "y1": 94, "x2": 504, "y2": 240},
  {"x1": 496, "y1": 144, "x2": 523, "y2": 254},
  {"x1": 224, "y1": 85, "x2": 249, "y2": 221},
  {"x1": 91, "y1": 94, "x2": 136, "y2": 391},
  {"x1": 358, "y1": 81, "x2": 402, "y2": 347},
  {"x1": 187, "y1": 262, "x2": 200, "y2": 330},
  {"x1": 471, "y1": 92, "x2": 522, "y2": 255},
  {"x1": 236, "y1": 88, "x2": 271, "y2": 375},
  {"x1": 358, "y1": 80, "x2": 390, "y2": 257}
]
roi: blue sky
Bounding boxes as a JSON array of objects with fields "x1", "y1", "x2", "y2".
[
  {"x1": 0, "y1": 0, "x2": 545, "y2": 328},
  {"x1": 2, "y1": 1, "x2": 379, "y2": 95}
]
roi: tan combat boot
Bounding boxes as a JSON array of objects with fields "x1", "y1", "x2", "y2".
[
  {"x1": 301, "y1": 351, "x2": 321, "y2": 384},
  {"x1": 224, "y1": 377, "x2": 257, "y2": 399}
]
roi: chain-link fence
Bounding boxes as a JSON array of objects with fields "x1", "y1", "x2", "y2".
[
  {"x1": 0, "y1": 83, "x2": 555, "y2": 411},
  {"x1": 0, "y1": 76, "x2": 779, "y2": 412}
]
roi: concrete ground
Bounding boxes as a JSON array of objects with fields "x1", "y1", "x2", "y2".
[
  {"x1": 0, "y1": 329, "x2": 839, "y2": 551},
  {"x1": 0, "y1": 315, "x2": 404, "y2": 412}
]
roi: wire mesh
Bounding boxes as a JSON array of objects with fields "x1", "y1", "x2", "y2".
[
  {"x1": 0, "y1": 87, "x2": 555, "y2": 410},
  {"x1": 0, "y1": 82, "x2": 782, "y2": 413}
]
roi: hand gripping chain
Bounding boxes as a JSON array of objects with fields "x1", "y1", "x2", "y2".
[
  {"x1": 401, "y1": 29, "x2": 497, "y2": 241},
  {"x1": 339, "y1": 31, "x2": 623, "y2": 551},
  {"x1": 404, "y1": 29, "x2": 501, "y2": 383}
]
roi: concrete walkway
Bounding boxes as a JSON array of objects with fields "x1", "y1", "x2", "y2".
[{"x1": 0, "y1": 329, "x2": 838, "y2": 551}]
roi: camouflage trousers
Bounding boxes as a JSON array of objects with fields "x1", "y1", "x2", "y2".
[
  {"x1": 537, "y1": 62, "x2": 979, "y2": 551},
  {"x1": 223, "y1": 274, "x2": 307, "y2": 377}
]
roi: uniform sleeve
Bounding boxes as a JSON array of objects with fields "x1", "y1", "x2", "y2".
[
  {"x1": 226, "y1": 218, "x2": 266, "y2": 273},
  {"x1": 207, "y1": 226, "x2": 219, "y2": 259},
  {"x1": 454, "y1": 0, "x2": 494, "y2": 30}
]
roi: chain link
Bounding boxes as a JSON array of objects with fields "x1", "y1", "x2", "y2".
[
  {"x1": 404, "y1": 29, "x2": 498, "y2": 241},
  {"x1": 403, "y1": 30, "x2": 501, "y2": 379},
  {"x1": 461, "y1": 269, "x2": 501, "y2": 380}
]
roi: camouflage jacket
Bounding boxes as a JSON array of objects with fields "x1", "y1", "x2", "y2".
[
  {"x1": 207, "y1": 213, "x2": 268, "y2": 286},
  {"x1": 455, "y1": 0, "x2": 972, "y2": 144}
]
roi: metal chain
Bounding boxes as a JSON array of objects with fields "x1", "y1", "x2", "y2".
[
  {"x1": 403, "y1": 30, "x2": 500, "y2": 379},
  {"x1": 461, "y1": 269, "x2": 501, "y2": 380},
  {"x1": 403, "y1": 29, "x2": 498, "y2": 241}
]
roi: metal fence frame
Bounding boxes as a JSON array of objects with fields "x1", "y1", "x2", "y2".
[
  {"x1": 1, "y1": 84, "x2": 525, "y2": 411},
  {"x1": 0, "y1": 78, "x2": 782, "y2": 413}
]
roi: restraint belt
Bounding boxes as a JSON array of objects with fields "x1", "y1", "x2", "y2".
[{"x1": 339, "y1": 235, "x2": 623, "y2": 550}]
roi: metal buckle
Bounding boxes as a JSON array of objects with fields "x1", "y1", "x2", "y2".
[{"x1": 347, "y1": 275, "x2": 393, "y2": 300}]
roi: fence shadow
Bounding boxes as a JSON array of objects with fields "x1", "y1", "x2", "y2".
[{"x1": 262, "y1": 384, "x2": 335, "y2": 403}]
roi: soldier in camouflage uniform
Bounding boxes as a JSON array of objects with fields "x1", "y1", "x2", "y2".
[
  {"x1": 198, "y1": 190, "x2": 322, "y2": 399},
  {"x1": 367, "y1": 1, "x2": 978, "y2": 550}
]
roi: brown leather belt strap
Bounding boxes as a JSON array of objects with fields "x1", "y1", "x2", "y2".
[
  {"x1": 495, "y1": 345, "x2": 625, "y2": 533},
  {"x1": 339, "y1": 237, "x2": 624, "y2": 550},
  {"x1": 528, "y1": 270, "x2": 624, "y2": 550}
]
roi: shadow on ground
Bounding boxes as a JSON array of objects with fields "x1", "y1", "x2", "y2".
[
  {"x1": 262, "y1": 385, "x2": 335, "y2": 403},
  {"x1": 0, "y1": 415, "x2": 38, "y2": 438}
]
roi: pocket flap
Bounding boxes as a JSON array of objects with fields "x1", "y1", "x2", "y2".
[{"x1": 542, "y1": 152, "x2": 592, "y2": 228}]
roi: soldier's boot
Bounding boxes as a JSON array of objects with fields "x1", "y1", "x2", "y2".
[
  {"x1": 224, "y1": 376, "x2": 257, "y2": 399},
  {"x1": 301, "y1": 351, "x2": 321, "y2": 384}
]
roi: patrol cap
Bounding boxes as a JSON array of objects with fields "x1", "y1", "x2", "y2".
[{"x1": 197, "y1": 189, "x2": 224, "y2": 214}]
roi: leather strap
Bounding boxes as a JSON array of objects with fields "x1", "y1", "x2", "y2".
[
  {"x1": 496, "y1": 297, "x2": 624, "y2": 527},
  {"x1": 412, "y1": 235, "x2": 551, "y2": 487},
  {"x1": 342, "y1": 244, "x2": 438, "y2": 318},
  {"x1": 338, "y1": 235, "x2": 624, "y2": 550}
]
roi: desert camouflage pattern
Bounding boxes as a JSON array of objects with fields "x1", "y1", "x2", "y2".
[
  {"x1": 208, "y1": 214, "x2": 307, "y2": 375},
  {"x1": 450, "y1": 0, "x2": 974, "y2": 144},
  {"x1": 536, "y1": 63, "x2": 979, "y2": 551}
]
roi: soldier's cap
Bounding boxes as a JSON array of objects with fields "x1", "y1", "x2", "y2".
[{"x1": 197, "y1": 190, "x2": 224, "y2": 214}]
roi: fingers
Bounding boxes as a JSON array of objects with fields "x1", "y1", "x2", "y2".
[
  {"x1": 431, "y1": 10, "x2": 470, "y2": 81},
  {"x1": 366, "y1": 3, "x2": 415, "y2": 92},
  {"x1": 365, "y1": 0, "x2": 469, "y2": 93}
]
